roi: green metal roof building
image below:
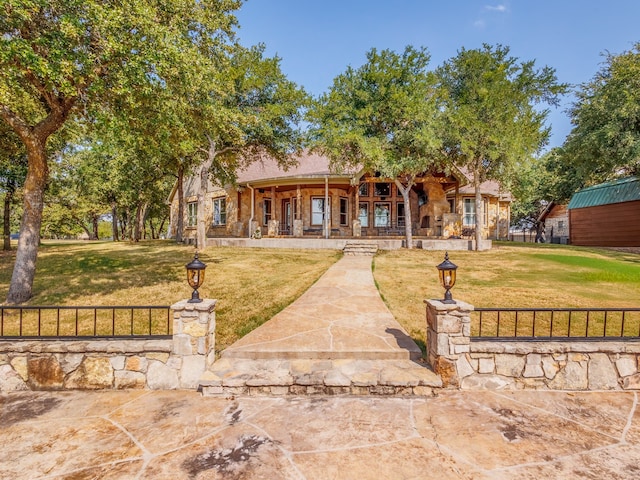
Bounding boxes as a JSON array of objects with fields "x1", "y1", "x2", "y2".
[{"x1": 568, "y1": 176, "x2": 640, "y2": 247}]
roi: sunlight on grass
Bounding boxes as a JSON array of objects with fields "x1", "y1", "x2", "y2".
[
  {"x1": 373, "y1": 243, "x2": 640, "y2": 349},
  {"x1": 0, "y1": 241, "x2": 341, "y2": 351}
]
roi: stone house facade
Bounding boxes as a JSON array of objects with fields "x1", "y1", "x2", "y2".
[{"x1": 168, "y1": 151, "x2": 512, "y2": 242}]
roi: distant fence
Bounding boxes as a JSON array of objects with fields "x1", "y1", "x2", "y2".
[
  {"x1": 473, "y1": 307, "x2": 640, "y2": 340},
  {"x1": 508, "y1": 229, "x2": 537, "y2": 243},
  {"x1": 0, "y1": 306, "x2": 172, "y2": 338}
]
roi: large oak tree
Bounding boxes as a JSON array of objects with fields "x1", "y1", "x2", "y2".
[
  {"x1": 0, "y1": 0, "x2": 240, "y2": 303},
  {"x1": 435, "y1": 44, "x2": 567, "y2": 249},
  {"x1": 562, "y1": 42, "x2": 640, "y2": 184},
  {"x1": 308, "y1": 46, "x2": 442, "y2": 248}
]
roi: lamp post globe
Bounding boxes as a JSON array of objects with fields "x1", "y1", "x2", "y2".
[
  {"x1": 186, "y1": 251, "x2": 207, "y2": 303},
  {"x1": 436, "y1": 252, "x2": 457, "y2": 304}
]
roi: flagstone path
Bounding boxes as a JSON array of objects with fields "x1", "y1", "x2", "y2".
[{"x1": 199, "y1": 254, "x2": 442, "y2": 396}]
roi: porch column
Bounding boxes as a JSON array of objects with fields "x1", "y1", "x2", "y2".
[
  {"x1": 294, "y1": 184, "x2": 303, "y2": 237},
  {"x1": 353, "y1": 183, "x2": 361, "y2": 237},
  {"x1": 324, "y1": 175, "x2": 329, "y2": 239}
]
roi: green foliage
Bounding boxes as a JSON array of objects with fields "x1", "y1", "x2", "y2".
[
  {"x1": 561, "y1": 42, "x2": 640, "y2": 185},
  {"x1": 435, "y1": 44, "x2": 567, "y2": 240},
  {"x1": 308, "y1": 46, "x2": 441, "y2": 177},
  {"x1": 436, "y1": 44, "x2": 567, "y2": 182}
]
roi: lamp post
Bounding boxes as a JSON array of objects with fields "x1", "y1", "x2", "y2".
[
  {"x1": 436, "y1": 251, "x2": 457, "y2": 304},
  {"x1": 186, "y1": 251, "x2": 207, "y2": 303}
]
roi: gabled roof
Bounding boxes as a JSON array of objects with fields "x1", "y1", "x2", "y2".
[
  {"x1": 568, "y1": 176, "x2": 640, "y2": 210},
  {"x1": 444, "y1": 167, "x2": 512, "y2": 200},
  {"x1": 236, "y1": 151, "x2": 353, "y2": 184}
]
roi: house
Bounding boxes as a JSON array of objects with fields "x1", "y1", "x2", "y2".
[
  {"x1": 167, "y1": 151, "x2": 513, "y2": 244},
  {"x1": 445, "y1": 176, "x2": 512, "y2": 240},
  {"x1": 568, "y1": 176, "x2": 640, "y2": 247},
  {"x1": 538, "y1": 202, "x2": 570, "y2": 244}
]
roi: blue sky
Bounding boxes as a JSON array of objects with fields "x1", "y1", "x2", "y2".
[{"x1": 235, "y1": 0, "x2": 640, "y2": 150}]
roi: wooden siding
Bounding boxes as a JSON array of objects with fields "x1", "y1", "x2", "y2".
[{"x1": 569, "y1": 200, "x2": 640, "y2": 246}]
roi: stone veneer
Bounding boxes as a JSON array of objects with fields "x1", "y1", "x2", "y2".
[
  {"x1": 426, "y1": 299, "x2": 640, "y2": 390},
  {"x1": 0, "y1": 299, "x2": 216, "y2": 392}
]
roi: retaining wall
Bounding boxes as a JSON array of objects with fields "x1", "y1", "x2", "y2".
[
  {"x1": 0, "y1": 299, "x2": 216, "y2": 392},
  {"x1": 426, "y1": 299, "x2": 640, "y2": 390}
]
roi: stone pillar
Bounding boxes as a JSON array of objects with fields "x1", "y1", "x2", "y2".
[
  {"x1": 352, "y1": 219, "x2": 361, "y2": 237},
  {"x1": 267, "y1": 219, "x2": 278, "y2": 237},
  {"x1": 171, "y1": 299, "x2": 217, "y2": 389},
  {"x1": 293, "y1": 218, "x2": 303, "y2": 237},
  {"x1": 425, "y1": 299, "x2": 473, "y2": 387}
]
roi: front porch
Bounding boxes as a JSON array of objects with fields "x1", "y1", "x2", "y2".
[{"x1": 205, "y1": 236, "x2": 492, "y2": 251}]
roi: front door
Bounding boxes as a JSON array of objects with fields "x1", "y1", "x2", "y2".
[{"x1": 282, "y1": 199, "x2": 292, "y2": 234}]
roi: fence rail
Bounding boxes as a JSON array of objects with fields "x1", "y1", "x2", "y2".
[
  {"x1": 0, "y1": 306, "x2": 172, "y2": 339},
  {"x1": 473, "y1": 308, "x2": 640, "y2": 340}
]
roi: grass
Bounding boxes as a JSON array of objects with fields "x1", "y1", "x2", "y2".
[
  {"x1": 0, "y1": 241, "x2": 341, "y2": 352},
  {"x1": 372, "y1": 242, "x2": 640, "y2": 349},
  {"x1": 1, "y1": 240, "x2": 638, "y2": 353}
]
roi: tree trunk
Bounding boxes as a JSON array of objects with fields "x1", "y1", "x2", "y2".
[
  {"x1": 175, "y1": 165, "x2": 185, "y2": 243},
  {"x1": 473, "y1": 172, "x2": 483, "y2": 252},
  {"x1": 7, "y1": 139, "x2": 48, "y2": 304},
  {"x1": 111, "y1": 203, "x2": 119, "y2": 241},
  {"x1": 3, "y1": 178, "x2": 15, "y2": 251},
  {"x1": 394, "y1": 178, "x2": 414, "y2": 249},
  {"x1": 133, "y1": 202, "x2": 148, "y2": 242},
  {"x1": 92, "y1": 214, "x2": 99, "y2": 240},
  {"x1": 197, "y1": 165, "x2": 207, "y2": 250}
]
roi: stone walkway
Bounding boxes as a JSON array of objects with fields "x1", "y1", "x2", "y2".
[
  {"x1": 2, "y1": 389, "x2": 640, "y2": 479},
  {"x1": 200, "y1": 255, "x2": 442, "y2": 396}
]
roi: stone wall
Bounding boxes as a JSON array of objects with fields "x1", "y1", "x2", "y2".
[
  {"x1": 426, "y1": 299, "x2": 640, "y2": 391},
  {"x1": 0, "y1": 299, "x2": 216, "y2": 392}
]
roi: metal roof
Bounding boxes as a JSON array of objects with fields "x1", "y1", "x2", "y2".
[{"x1": 568, "y1": 176, "x2": 640, "y2": 209}]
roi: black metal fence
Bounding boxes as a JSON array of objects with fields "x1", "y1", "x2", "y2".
[
  {"x1": 473, "y1": 308, "x2": 640, "y2": 340},
  {"x1": 0, "y1": 306, "x2": 172, "y2": 339}
]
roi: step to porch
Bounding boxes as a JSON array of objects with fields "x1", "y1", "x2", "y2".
[
  {"x1": 200, "y1": 357, "x2": 442, "y2": 397},
  {"x1": 342, "y1": 241, "x2": 379, "y2": 256}
]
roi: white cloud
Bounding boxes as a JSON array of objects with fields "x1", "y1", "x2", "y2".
[
  {"x1": 474, "y1": 19, "x2": 486, "y2": 29},
  {"x1": 485, "y1": 4, "x2": 507, "y2": 12}
]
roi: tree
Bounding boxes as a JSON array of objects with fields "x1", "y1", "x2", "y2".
[
  {"x1": 0, "y1": 0, "x2": 241, "y2": 303},
  {"x1": 0, "y1": 124, "x2": 26, "y2": 250},
  {"x1": 562, "y1": 43, "x2": 640, "y2": 183},
  {"x1": 308, "y1": 46, "x2": 442, "y2": 248},
  {"x1": 435, "y1": 44, "x2": 567, "y2": 249},
  {"x1": 192, "y1": 44, "x2": 309, "y2": 249}
]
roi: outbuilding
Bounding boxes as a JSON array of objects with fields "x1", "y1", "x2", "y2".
[{"x1": 568, "y1": 176, "x2": 640, "y2": 247}]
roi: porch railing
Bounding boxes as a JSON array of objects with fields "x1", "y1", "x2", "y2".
[
  {"x1": 0, "y1": 306, "x2": 172, "y2": 339},
  {"x1": 362, "y1": 222, "x2": 413, "y2": 236},
  {"x1": 473, "y1": 307, "x2": 640, "y2": 340}
]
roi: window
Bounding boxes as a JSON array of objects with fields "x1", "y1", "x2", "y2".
[
  {"x1": 311, "y1": 197, "x2": 328, "y2": 225},
  {"x1": 374, "y1": 183, "x2": 391, "y2": 197},
  {"x1": 358, "y1": 183, "x2": 369, "y2": 197},
  {"x1": 463, "y1": 198, "x2": 475, "y2": 226},
  {"x1": 358, "y1": 203, "x2": 369, "y2": 227},
  {"x1": 397, "y1": 203, "x2": 405, "y2": 227},
  {"x1": 212, "y1": 198, "x2": 226, "y2": 226},
  {"x1": 418, "y1": 191, "x2": 428, "y2": 206},
  {"x1": 374, "y1": 203, "x2": 390, "y2": 227},
  {"x1": 187, "y1": 202, "x2": 197, "y2": 227},
  {"x1": 263, "y1": 198, "x2": 272, "y2": 225},
  {"x1": 339, "y1": 198, "x2": 348, "y2": 226},
  {"x1": 448, "y1": 199, "x2": 455, "y2": 213}
]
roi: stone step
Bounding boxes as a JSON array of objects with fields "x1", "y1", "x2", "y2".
[
  {"x1": 199, "y1": 358, "x2": 442, "y2": 397},
  {"x1": 342, "y1": 242, "x2": 379, "y2": 256}
]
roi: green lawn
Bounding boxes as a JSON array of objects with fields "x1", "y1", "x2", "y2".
[
  {"x1": 1, "y1": 240, "x2": 638, "y2": 353},
  {"x1": 372, "y1": 242, "x2": 640, "y2": 350},
  {"x1": 0, "y1": 241, "x2": 341, "y2": 352}
]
